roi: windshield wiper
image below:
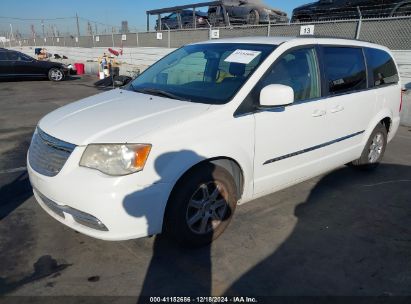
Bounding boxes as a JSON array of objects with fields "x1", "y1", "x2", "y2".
[{"x1": 134, "y1": 87, "x2": 191, "y2": 102}]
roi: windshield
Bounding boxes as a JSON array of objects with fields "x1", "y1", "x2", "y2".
[{"x1": 127, "y1": 43, "x2": 276, "y2": 104}]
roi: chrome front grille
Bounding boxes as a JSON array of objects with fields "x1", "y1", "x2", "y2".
[{"x1": 28, "y1": 128, "x2": 76, "y2": 177}]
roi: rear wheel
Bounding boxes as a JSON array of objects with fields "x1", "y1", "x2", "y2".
[
  {"x1": 247, "y1": 10, "x2": 260, "y2": 25},
  {"x1": 351, "y1": 123, "x2": 387, "y2": 170},
  {"x1": 48, "y1": 68, "x2": 64, "y2": 82},
  {"x1": 164, "y1": 164, "x2": 238, "y2": 247}
]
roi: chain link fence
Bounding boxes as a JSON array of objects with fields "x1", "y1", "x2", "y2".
[{"x1": 4, "y1": 16, "x2": 411, "y2": 50}]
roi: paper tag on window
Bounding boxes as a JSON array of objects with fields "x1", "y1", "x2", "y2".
[{"x1": 224, "y1": 49, "x2": 261, "y2": 64}]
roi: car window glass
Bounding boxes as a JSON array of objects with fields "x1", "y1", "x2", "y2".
[
  {"x1": 7, "y1": 52, "x2": 19, "y2": 61},
  {"x1": 323, "y1": 47, "x2": 367, "y2": 95},
  {"x1": 256, "y1": 47, "x2": 321, "y2": 102},
  {"x1": 19, "y1": 53, "x2": 33, "y2": 61},
  {"x1": 364, "y1": 48, "x2": 399, "y2": 87},
  {"x1": 217, "y1": 50, "x2": 262, "y2": 83},
  {"x1": 130, "y1": 43, "x2": 275, "y2": 104},
  {"x1": 160, "y1": 51, "x2": 207, "y2": 85},
  {"x1": 168, "y1": 13, "x2": 177, "y2": 19},
  {"x1": 0, "y1": 52, "x2": 7, "y2": 61}
]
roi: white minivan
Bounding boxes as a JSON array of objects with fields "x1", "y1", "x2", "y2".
[{"x1": 28, "y1": 37, "x2": 402, "y2": 246}]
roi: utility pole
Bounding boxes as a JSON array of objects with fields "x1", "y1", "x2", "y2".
[
  {"x1": 9, "y1": 24, "x2": 13, "y2": 47},
  {"x1": 41, "y1": 19, "x2": 45, "y2": 37},
  {"x1": 76, "y1": 13, "x2": 81, "y2": 37}
]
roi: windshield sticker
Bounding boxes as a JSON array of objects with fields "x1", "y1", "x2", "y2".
[{"x1": 224, "y1": 49, "x2": 261, "y2": 64}]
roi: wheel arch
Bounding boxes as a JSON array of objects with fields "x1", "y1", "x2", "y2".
[
  {"x1": 380, "y1": 117, "x2": 392, "y2": 134},
  {"x1": 363, "y1": 110, "x2": 393, "y2": 146},
  {"x1": 389, "y1": 0, "x2": 411, "y2": 16},
  {"x1": 161, "y1": 156, "x2": 245, "y2": 233},
  {"x1": 169, "y1": 156, "x2": 245, "y2": 203}
]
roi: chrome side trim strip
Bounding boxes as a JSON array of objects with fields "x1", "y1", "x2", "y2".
[{"x1": 263, "y1": 130, "x2": 365, "y2": 165}]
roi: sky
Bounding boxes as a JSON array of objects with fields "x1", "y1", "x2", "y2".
[{"x1": 0, "y1": 0, "x2": 310, "y2": 36}]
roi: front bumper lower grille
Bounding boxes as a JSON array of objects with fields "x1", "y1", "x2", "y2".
[{"x1": 35, "y1": 189, "x2": 108, "y2": 231}]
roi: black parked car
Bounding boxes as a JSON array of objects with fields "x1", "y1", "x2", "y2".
[
  {"x1": 208, "y1": 0, "x2": 288, "y2": 26},
  {"x1": 156, "y1": 10, "x2": 208, "y2": 30},
  {"x1": 292, "y1": 0, "x2": 411, "y2": 22},
  {"x1": 0, "y1": 48, "x2": 68, "y2": 81}
]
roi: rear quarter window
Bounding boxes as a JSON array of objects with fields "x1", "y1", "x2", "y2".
[
  {"x1": 322, "y1": 47, "x2": 367, "y2": 95},
  {"x1": 364, "y1": 48, "x2": 399, "y2": 87}
]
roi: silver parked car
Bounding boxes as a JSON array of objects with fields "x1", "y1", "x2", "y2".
[{"x1": 208, "y1": 0, "x2": 288, "y2": 26}]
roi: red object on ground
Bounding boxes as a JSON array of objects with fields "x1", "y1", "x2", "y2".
[
  {"x1": 108, "y1": 48, "x2": 120, "y2": 56},
  {"x1": 74, "y1": 63, "x2": 85, "y2": 75}
]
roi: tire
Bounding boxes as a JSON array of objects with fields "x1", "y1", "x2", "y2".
[
  {"x1": 48, "y1": 68, "x2": 64, "y2": 82},
  {"x1": 351, "y1": 123, "x2": 387, "y2": 170},
  {"x1": 164, "y1": 163, "x2": 238, "y2": 247},
  {"x1": 247, "y1": 10, "x2": 260, "y2": 25}
]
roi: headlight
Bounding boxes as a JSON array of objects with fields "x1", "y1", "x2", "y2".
[{"x1": 80, "y1": 144, "x2": 151, "y2": 176}]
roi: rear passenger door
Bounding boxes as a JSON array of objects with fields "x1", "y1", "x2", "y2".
[{"x1": 320, "y1": 46, "x2": 372, "y2": 162}]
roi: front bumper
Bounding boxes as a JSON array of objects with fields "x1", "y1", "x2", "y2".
[{"x1": 27, "y1": 147, "x2": 172, "y2": 241}]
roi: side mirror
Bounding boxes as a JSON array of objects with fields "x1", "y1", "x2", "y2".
[{"x1": 259, "y1": 84, "x2": 294, "y2": 108}]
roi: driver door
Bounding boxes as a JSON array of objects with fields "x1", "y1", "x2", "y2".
[
  {"x1": 253, "y1": 46, "x2": 330, "y2": 196},
  {"x1": 10, "y1": 52, "x2": 42, "y2": 77}
]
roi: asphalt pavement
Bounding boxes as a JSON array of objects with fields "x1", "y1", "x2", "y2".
[{"x1": 0, "y1": 76, "x2": 411, "y2": 302}]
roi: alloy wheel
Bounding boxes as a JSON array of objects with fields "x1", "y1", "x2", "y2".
[
  {"x1": 368, "y1": 132, "x2": 384, "y2": 163},
  {"x1": 185, "y1": 181, "x2": 228, "y2": 234}
]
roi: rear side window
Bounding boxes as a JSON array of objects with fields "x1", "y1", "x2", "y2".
[
  {"x1": 364, "y1": 48, "x2": 399, "y2": 87},
  {"x1": 323, "y1": 47, "x2": 367, "y2": 95}
]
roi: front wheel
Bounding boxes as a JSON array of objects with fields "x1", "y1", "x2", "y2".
[
  {"x1": 351, "y1": 123, "x2": 387, "y2": 170},
  {"x1": 247, "y1": 10, "x2": 260, "y2": 25},
  {"x1": 164, "y1": 164, "x2": 238, "y2": 247},
  {"x1": 48, "y1": 68, "x2": 64, "y2": 82}
]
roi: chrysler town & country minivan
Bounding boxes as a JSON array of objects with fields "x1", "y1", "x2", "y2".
[{"x1": 27, "y1": 37, "x2": 401, "y2": 246}]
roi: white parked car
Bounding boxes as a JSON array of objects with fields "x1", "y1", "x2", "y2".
[{"x1": 28, "y1": 37, "x2": 402, "y2": 246}]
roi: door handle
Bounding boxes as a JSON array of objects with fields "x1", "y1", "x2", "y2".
[
  {"x1": 312, "y1": 109, "x2": 326, "y2": 117},
  {"x1": 330, "y1": 105, "x2": 344, "y2": 113}
]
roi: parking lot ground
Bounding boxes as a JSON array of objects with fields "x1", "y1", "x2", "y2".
[{"x1": 0, "y1": 77, "x2": 411, "y2": 300}]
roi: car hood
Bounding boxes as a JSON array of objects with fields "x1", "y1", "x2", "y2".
[{"x1": 38, "y1": 89, "x2": 211, "y2": 146}]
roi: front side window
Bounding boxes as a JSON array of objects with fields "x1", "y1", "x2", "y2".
[
  {"x1": 19, "y1": 53, "x2": 33, "y2": 61},
  {"x1": 364, "y1": 48, "x2": 399, "y2": 87},
  {"x1": 323, "y1": 47, "x2": 367, "y2": 95},
  {"x1": 7, "y1": 52, "x2": 19, "y2": 61},
  {"x1": 128, "y1": 43, "x2": 276, "y2": 104},
  {"x1": 6, "y1": 51, "x2": 33, "y2": 61},
  {"x1": 168, "y1": 13, "x2": 177, "y2": 20},
  {"x1": 255, "y1": 47, "x2": 321, "y2": 102}
]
